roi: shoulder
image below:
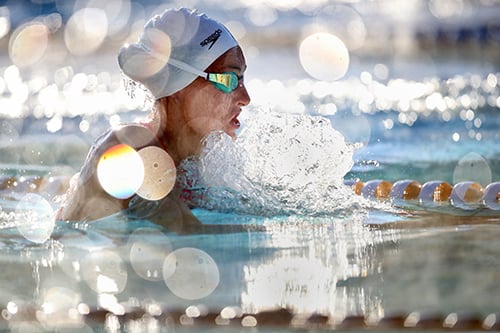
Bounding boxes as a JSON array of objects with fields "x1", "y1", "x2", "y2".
[
  {"x1": 92, "y1": 123, "x2": 160, "y2": 155},
  {"x1": 58, "y1": 123, "x2": 161, "y2": 221},
  {"x1": 82, "y1": 123, "x2": 159, "y2": 172}
]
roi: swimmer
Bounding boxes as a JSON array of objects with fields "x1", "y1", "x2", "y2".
[{"x1": 57, "y1": 8, "x2": 251, "y2": 232}]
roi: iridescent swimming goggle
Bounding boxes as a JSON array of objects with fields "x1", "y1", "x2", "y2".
[{"x1": 168, "y1": 58, "x2": 242, "y2": 93}]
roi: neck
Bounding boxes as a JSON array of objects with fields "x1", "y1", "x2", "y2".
[{"x1": 150, "y1": 98, "x2": 200, "y2": 166}]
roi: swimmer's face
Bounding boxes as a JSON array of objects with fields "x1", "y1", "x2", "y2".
[{"x1": 174, "y1": 46, "x2": 250, "y2": 141}]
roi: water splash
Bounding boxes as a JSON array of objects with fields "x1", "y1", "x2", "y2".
[{"x1": 179, "y1": 110, "x2": 382, "y2": 216}]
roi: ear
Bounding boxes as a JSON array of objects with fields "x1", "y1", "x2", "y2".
[
  {"x1": 142, "y1": 98, "x2": 165, "y2": 136},
  {"x1": 167, "y1": 90, "x2": 183, "y2": 103},
  {"x1": 156, "y1": 97, "x2": 169, "y2": 110}
]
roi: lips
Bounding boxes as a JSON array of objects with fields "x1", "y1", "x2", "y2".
[{"x1": 230, "y1": 112, "x2": 241, "y2": 129}]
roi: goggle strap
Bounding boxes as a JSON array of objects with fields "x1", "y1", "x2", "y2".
[
  {"x1": 168, "y1": 58, "x2": 208, "y2": 79},
  {"x1": 168, "y1": 58, "x2": 238, "y2": 93}
]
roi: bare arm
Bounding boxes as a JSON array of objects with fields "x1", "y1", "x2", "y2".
[
  {"x1": 58, "y1": 124, "x2": 202, "y2": 230},
  {"x1": 57, "y1": 128, "x2": 130, "y2": 221}
]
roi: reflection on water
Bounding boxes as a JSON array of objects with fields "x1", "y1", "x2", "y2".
[
  {"x1": 1, "y1": 207, "x2": 499, "y2": 330},
  {"x1": 241, "y1": 215, "x2": 393, "y2": 319},
  {"x1": 0, "y1": 207, "x2": 403, "y2": 330}
]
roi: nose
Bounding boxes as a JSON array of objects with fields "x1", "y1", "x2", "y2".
[{"x1": 237, "y1": 83, "x2": 251, "y2": 106}]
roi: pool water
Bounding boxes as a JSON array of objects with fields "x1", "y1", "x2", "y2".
[
  {"x1": 1, "y1": 70, "x2": 499, "y2": 331},
  {"x1": 1, "y1": 3, "x2": 500, "y2": 332}
]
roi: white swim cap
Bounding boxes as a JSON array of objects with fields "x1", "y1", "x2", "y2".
[{"x1": 118, "y1": 8, "x2": 238, "y2": 99}]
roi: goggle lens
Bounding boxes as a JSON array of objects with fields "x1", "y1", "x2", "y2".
[{"x1": 207, "y1": 72, "x2": 239, "y2": 93}]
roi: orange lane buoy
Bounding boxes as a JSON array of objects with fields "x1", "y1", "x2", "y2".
[
  {"x1": 483, "y1": 182, "x2": 500, "y2": 210},
  {"x1": 390, "y1": 179, "x2": 422, "y2": 200},
  {"x1": 362, "y1": 180, "x2": 392, "y2": 199},
  {"x1": 450, "y1": 181, "x2": 484, "y2": 210},
  {"x1": 419, "y1": 180, "x2": 453, "y2": 203},
  {"x1": 343, "y1": 179, "x2": 364, "y2": 195}
]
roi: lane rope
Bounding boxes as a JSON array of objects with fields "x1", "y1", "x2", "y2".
[
  {"x1": 1, "y1": 176, "x2": 499, "y2": 211},
  {"x1": 345, "y1": 179, "x2": 500, "y2": 211}
]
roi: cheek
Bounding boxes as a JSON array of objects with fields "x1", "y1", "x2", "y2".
[
  {"x1": 185, "y1": 93, "x2": 232, "y2": 134},
  {"x1": 186, "y1": 116, "x2": 224, "y2": 136}
]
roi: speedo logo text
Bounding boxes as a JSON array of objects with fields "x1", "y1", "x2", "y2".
[{"x1": 200, "y1": 29, "x2": 222, "y2": 49}]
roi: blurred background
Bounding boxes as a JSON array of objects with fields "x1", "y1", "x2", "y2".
[
  {"x1": 1, "y1": 0, "x2": 498, "y2": 74},
  {"x1": 0, "y1": 0, "x2": 499, "y2": 182}
]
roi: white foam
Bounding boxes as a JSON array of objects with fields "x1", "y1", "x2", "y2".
[{"x1": 179, "y1": 109, "x2": 376, "y2": 216}]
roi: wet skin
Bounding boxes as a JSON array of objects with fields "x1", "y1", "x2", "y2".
[
  {"x1": 158, "y1": 46, "x2": 251, "y2": 165},
  {"x1": 58, "y1": 46, "x2": 254, "y2": 233}
]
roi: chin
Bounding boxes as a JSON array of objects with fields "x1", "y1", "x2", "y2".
[{"x1": 221, "y1": 126, "x2": 237, "y2": 139}]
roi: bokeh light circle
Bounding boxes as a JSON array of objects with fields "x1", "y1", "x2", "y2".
[
  {"x1": 9, "y1": 23, "x2": 49, "y2": 67},
  {"x1": 162, "y1": 248, "x2": 220, "y2": 300},
  {"x1": 81, "y1": 250, "x2": 127, "y2": 294},
  {"x1": 453, "y1": 152, "x2": 492, "y2": 186},
  {"x1": 119, "y1": 28, "x2": 172, "y2": 80},
  {"x1": 97, "y1": 144, "x2": 144, "y2": 199},
  {"x1": 114, "y1": 124, "x2": 157, "y2": 149},
  {"x1": 37, "y1": 286, "x2": 83, "y2": 329},
  {"x1": 0, "y1": 10, "x2": 10, "y2": 40},
  {"x1": 299, "y1": 32, "x2": 349, "y2": 81},
  {"x1": 141, "y1": 27, "x2": 172, "y2": 66},
  {"x1": 128, "y1": 228, "x2": 172, "y2": 281},
  {"x1": 137, "y1": 146, "x2": 176, "y2": 201},
  {"x1": 64, "y1": 8, "x2": 108, "y2": 56},
  {"x1": 85, "y1": 0, "x2": 132, "y2": 38},
  {"x1": 309, "y1": 4, "x2": 367, "y2": 51},
  {"x1": 15, "y1": 193, "x2": 55, "y2": 244}
]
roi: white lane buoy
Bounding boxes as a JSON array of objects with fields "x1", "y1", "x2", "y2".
[
  {"x1": 482, "y1": 182, "x2": 500, "y2": 211},
  {"x1": 390, "y1": 179, "x2": 421, "y2": 201},
  {"x1": 361, "y1": 180, "x2": 392, "y2": 199},
  {"x1": 450, "y1": 181, "x2": 484, "y2": 210},
  {"x1": 344, "y1": 179, "x2": 364, "y2": 195},
  {"x1": 418, "y1": 180, "x2": 453, "y2": 204}
]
